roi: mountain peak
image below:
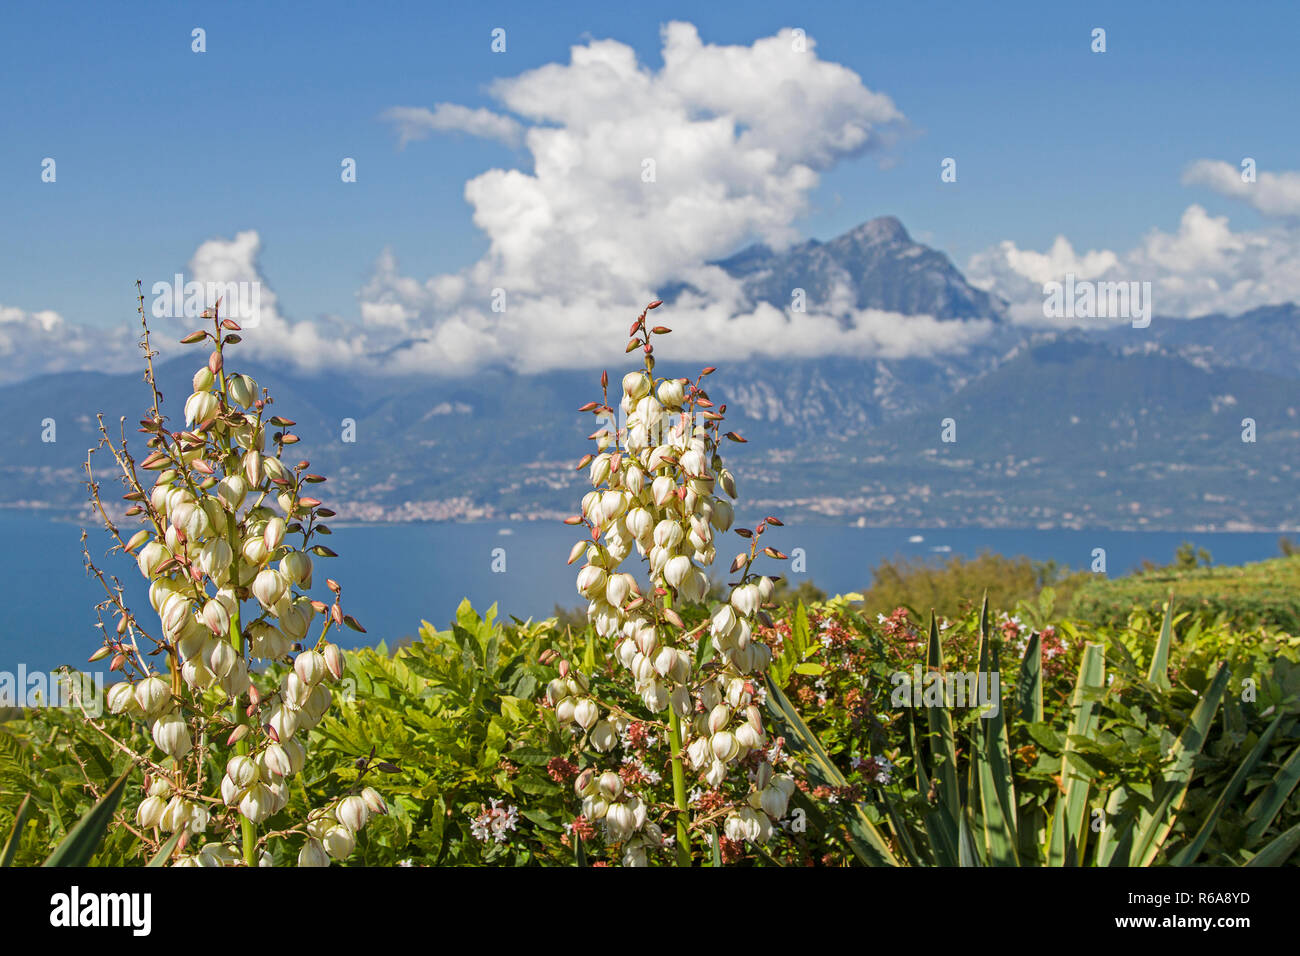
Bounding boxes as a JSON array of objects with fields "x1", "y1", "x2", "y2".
[
  {"x1": 846, "y1": 215, "x2": 911, "y2": 245},
  {"x1": 710, "y1": 216, "x2": 1004, "y2": 322}
]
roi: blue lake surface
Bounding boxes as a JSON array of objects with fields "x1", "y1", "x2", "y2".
[{"x1": 1, "y1": 513, "x2": 1289, "y2": 674}]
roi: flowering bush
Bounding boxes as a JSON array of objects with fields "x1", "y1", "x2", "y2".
[
  {"x1": 78, "y1": 290, "x2": 382, "y2": 866},
  {"x1": 542, "y1": 302, "x2": 800, "y2": 865}
]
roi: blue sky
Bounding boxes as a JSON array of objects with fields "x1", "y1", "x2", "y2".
[{"x1": 2, "y1": 0, "x2": 1297, "y2": 375}]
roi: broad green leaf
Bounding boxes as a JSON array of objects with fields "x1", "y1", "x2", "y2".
[
  {"x1": 1170, "y1": 716, "x2": 1281, "y2": 865},
  {"x1": 1046, "y1": 642, "x2": 1104, "y2": 866}
]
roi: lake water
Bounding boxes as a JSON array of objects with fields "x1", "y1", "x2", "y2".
[{"x1": 1, "y1": 513, "x2": 1288, "y2": 674}]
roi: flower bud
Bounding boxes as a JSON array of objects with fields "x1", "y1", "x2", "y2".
[
  {"x1": 322, "y1": 825, "x2": 355, "y2": 859},
  {"x1": 107, "y1": 682, "x2": 138, "y2": 716},
  {"x1": 132, "y1": 795, "x2": 168, "y2": 832},
  {"x1": 362, "y1": 787, "x2": 387, "y2": 816},
  {"x1": 252, "y1": 568, "x2": 289, "y2": 609},
  {"x1": 226, "y1": 755, "x2": 259, "y2": 789},
  {"x1": 573, "y1": 698, "x2": 599, "y2": 730},
  {"x1": 137, "y1": 540, "x2": 168, "y2": 579},
  {"x1": 710, "y1": 730, "x2": 739, "y2": 763},
  {"x1": 336, "y1": 795, "x2": 370, "y2": 833},
  {"x1": 239, "y1": 783, "x2": 274, "y2": 823},
  {"x1": 281, "y1": 551, "x2": 312, "y2": 587},
  {"x1": 192, "y1": 367, "x2": 214, "y2": 391},
  {"x1": 184, "y1": 391, "x2": 218, "y2": 426},
  {"x1": 294, "y1": 650, "x2": 328, "y2": 686},
  {"x1": 590, "y1": 720, "x2": 617, "y2": 753},
  {"x1": 598, "y1": 771, "x2": 624, "y2": 800},
  {"x1": 263, "y1": 516, "x2": 286, "y2": 552},
  {"x1": 201, "y1": 599, "x2": 230, "y2": 635},
  {"x1": 151, "y1": 713, "x2": 193, "y2": 759},
  {"x1": 622, "y1": 370, "x2": 651, "y2": 400},
  {"x1": 133, "y1": 676, "x2": 171, "y2": 716},
  {"x1": 298, "y1": 838, "x2": 329, "y2": 867},
  {"x1": 656, "y1": 379, "x2": 685, "y2": 408},
  {"x1": 663, "y1": 555, "x2": 692, "y2": 588}
]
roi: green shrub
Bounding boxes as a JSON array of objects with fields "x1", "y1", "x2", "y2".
[{"x1": 1070, "y1": 555, "x2": 1300, "y2": 632}]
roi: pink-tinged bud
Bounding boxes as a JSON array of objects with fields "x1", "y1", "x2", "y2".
[
  {"x1": 652, "y1": 476, "x2": 675, "y2": 507},
  {"x1": 323, "y1": 643, "x2": 344, "y2": 681},
  {"x1": 336, "y1": 795, "x2": 370, "y2": 833},
  {"x1": 736, "y1": 722, "x2": 764, "y2": 750},
  {"x1": 708, "y1": 703, "x2": 731, "y2": 734},
  {"x1": 597, "y1": 771, "x2": 623, "y2": 800},
  {"x1": 574, "y1": 769, "x2": 595, "y2": 796},
  {"x1": 125, "y1": 529, "x2": 151, "y2": 554},
  {"x1": 226, "y1": 724, "x2": 250, "y2": 747},
  {"x1": 362, "y1": 787, "x2": 387, "y2": 816},
  {"x1": 263, "y1": 516, "x2": 286, "y2": 552},
  {"x1": 184, "y1": 391, "x2": 218, "y2": 427},
  {"x1": 566, "y1": 540, "x2": 587, "y2": 565},
  {"x1": 201, "y1": 600, "x2": 230, "y2": 635},
  {"x1": 251, "y1": 568, "x2": 289, "y2": 609}
]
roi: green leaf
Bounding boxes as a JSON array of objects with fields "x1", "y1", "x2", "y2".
[
  {"x1": 1170, "y1": 715, "x2": 1281, "y2": 865},
  {"x1": 1146, "y1": 595, "x2": 1175, "y2": 690},
  {"x1": 792, "y1": 662, "x2": 825, "y2": 676},
  {"x1": 769, "y1": 602, "x2": 809, "y2": 688},
  {"x1": 1046, "y1": 642, "x2": 1105, "y2": 866},
  {"x1": 1125, "y1": 662, "x2": 1231, "y2": 867},
  {"x1": 709, "y1": 826, "x2": 722, "y2": 867},
  {"x1": 924, "y1": 613, "x2": 961, "y2": 857},
  {"x1": 1246, "y1": 822, "x2": 1300, "y2": 867},
  {"x1": 764, "y1": 676, "x2": 899, "y2": 866},
  {"x1": 1, "y1": 794, "x2": 33, "y2": 867},
  {"x1": 1244, "y1": 740, "x2": 1300, "y2": 844},
  {"x1": 974, "y1": 595, "x2": 1019, "y2": 866},
  {"x1": 147, "y1": 828, "x2": 185, "y2": 867},
  {"x1": 43, "y1": 768, "x2": 132, "y2": 867},
  {"x1": 1016, "y1": 632, "x2": 1043, "y2": 725}
]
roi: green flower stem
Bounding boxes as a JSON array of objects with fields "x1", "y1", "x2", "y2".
[
  {"x1": 228, "y1": 599, "x2": 255, "y2": 867},
  {"x1": 664, "y1": 593, "x2": 692, "y2": 866}
]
